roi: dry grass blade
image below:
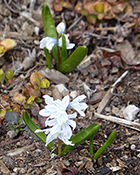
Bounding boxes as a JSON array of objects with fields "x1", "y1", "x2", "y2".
[{"x1": 94, "y1": 112, "x2": 140, "y2": 132}]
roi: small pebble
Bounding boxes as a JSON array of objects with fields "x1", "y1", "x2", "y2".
[
  {"x1": 111, "y1": 67, "x2": 119, "y2": 74},
  {"x1": 34, "y1": 40, "x2": 40, "y2": 45},
  {"x1": 130, "y1": 144, "x2": 136, "y2": 150},
  {"x1": 123, "y1": 105, "x2": 140, "y2": 121},
  {"x1": 70, "y1": 91, "x2": 77, "y2": 99},
  {"x1": 137, "y1": 153, "x2": 140, "y2": 158},
  {"x1": 34, "y1": 26, "x2": 40, "y2": 35},
  {"x1": 62, "y1": 160, "x2": 70, "y2": 166},
  {"x1": 55, "y1": 84, "x2": 69, "y2": 96}
]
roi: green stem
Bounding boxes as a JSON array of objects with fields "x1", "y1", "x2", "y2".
[
  {"x1": 58, "y1": 138, "x2": 62, "y2": 155},
  {"x1": 58, "y1": 47, "x2": 61, "y2": 68},
  {"x1": 90, "y1": 135, "x2": 94, "y2": 156}
]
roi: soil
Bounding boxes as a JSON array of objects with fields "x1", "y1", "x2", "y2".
[{"x1": 0, "y1": 0, "x2": 140, "y2": 175}]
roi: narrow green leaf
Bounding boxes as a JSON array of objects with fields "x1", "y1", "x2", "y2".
[
  {"x1": 44, "y1": 47, "x2": 52, "y2": 69},
  {"x1": 58, "y1": 46, "x2": 87, "y2": 74},
  {"x1": 61, "y1": 123, "x2": 101, "y2": 156},
  {"x1": 61, "y1": 33, "x2": 67, "y2": 63},
  {"x1": 42, "y1": 3, "x2": 58, "y2": 66},
  {"x1": 90, "y1": 135, "x2": 94, "y2": 156},
  {"x1": 22, "y1": 110, "x2": 55, "y2": 151},
  {"x1": 93, "y1": 130, "x2": 116, "y2": 161}
]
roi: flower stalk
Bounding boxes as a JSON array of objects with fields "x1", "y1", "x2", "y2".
[{"x1": 58, "y1": 138, "x2": 62, "y2": 155}]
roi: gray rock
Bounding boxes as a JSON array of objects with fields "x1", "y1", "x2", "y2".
[
  {"x1": 77, "y1": 54, "x2": 97, "y2": 72},
  {"x1": 54, "y1": 84, "x2": 69, "y2": 97},
  {"x1": 90, "y1": 91, "x2": 106, "y2": 104},
  {"x1": 123, "y1": 105, "x2": 140, "y2": 121},
  {"x1": 7, "y1": 130, "x2": 19, "y2": 138},
  {"x1": 40, "y1": 68, "x2": 69, "y2": 84},
  {"x1": 5, "y1": 111, "x2": 19, "y2": 124}
]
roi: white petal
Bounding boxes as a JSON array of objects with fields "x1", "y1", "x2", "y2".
[
  {"x1": 35, "y1": 129, "x2": 43, "y2": 133},
  {"x1": 56, "y1": 22, "x2": 65, "y2": 34},
  {"x1": 35, "y1": 128, "x2": 50, "y2": 135},
  {"x1": 50, "y1": 124, "x2": 61, "y2": 135},
  {"x1": 40, "y1": 37, "x2": 48, "y2": 48},
  {"x1": 73, "y1": 95, "x2": 86, "y2": 103},
  {"x1": 40, "y1": 37, "x2": 52, "y2": 48},
  {"x1": 67, "y1": 120, "x2": 76, "y2": 130},
  {"x1": 46, "y1": 39, "x2": 57, "y2": 50},
  {"x1": 68, "y1": 112, "x2": 77, "y2": 119},
  {"x1": 72, "y1": 102, "x2": 88, "y2": 110},
  {"x1": 62, "y1": 95, "x2": 70, "y2": 109},
  {"x1": 40, "y1": 37, "x2": 57, "y2": 50},
  {"x1": 75, "y1": 109, "x2": 85, "y2": 116},
  {"x1": 57, "y1": 113, "x2": 68, "y2": 126},
  {"x1": 43, "y1": 95, "x2": 54, "y2": 105},
  {"x1": 45, "y1": 118, "x2": 57, "y2": 126},
  {"x1": 39, "y1": 109, "x2": 50, "y2": 117},
  {"x1": 59, "y1": 134, "x2": 74, "y2": 146},
  {"x1": 66, "y1": 43, "x2": 75, "y2": 49},
  {"x1": 62, "y1": 124, "x2": 72, "y2": 138},
  {"x1": 58, "y1": 37, "x2": 62, "y2": 47},
  {"x1": 46, "y1": 133, "x2": 55, "y2": 146}
]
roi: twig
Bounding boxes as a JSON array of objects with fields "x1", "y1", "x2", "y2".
[
  {"x1": 0, "y1": 136, "x2": 25, "y2": 147},
  {"x1": 0, "y1": 31, "x2": 37, "y2": 40},
  {"x1": 67, "y1": 15, "x2": 83, "y2": 32},
  {"x1": 96, "y1": 18, "x2": 140, "y2": 31},
  {"x1": 20, "y1": 11, "x2": 40, "y2": 26},
  {"x1": 3, "y1": 0, "x2": 20, "y2": 14},
  {"x1": 97, "y1": 70, "x2": 129, "y2": 114},
  {"x1": 111, "y1": 70, "x2": 129, "y2": 91},
  {"x1": 94, "y1": 113, "x2": 140, "y2": 132},
  {"x1": 19, "y1": 38, "x2": 35, "y2": 48}
]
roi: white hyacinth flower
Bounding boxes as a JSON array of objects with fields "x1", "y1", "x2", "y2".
[
  {"x1": 40, "y1": 36, "x2": 57, "y2": 50},
  {"x1": 69, "y1": 95, "x2": 88, "y2": 116},
  {"x1": 39, "y1": 95, "x2": 70, "y2": 120},
  {"x1": 56, "y1": 22, "x2": 65, "y2": 34},
  {"x1": 35, "y1": 112, "x2": 77, "y2": 146},
  {"x1": 36, "y1": 94, "x2": 88, "y2": 146},
  {"x1": 40, "y1": 34, "x2": 75, "y2": 51}
]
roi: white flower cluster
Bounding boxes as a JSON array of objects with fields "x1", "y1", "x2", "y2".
[
  {"x1": 40, "y1": 22, "x2": 75, "y2": 50},
  {"x1": 35, "y1": 95, "x2": 88, "y2": 146}
]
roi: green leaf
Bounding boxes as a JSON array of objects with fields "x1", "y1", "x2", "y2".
[
  {"x1": 44, "y1": 47, "x2": 52, "y2": 69},
  {"x1": 40, "y1": 79, "x2": 50, "y2": 89},
  {"x1": 27, "y1": 96, "x2": 35, "y2": 105},
  {"x1": 17, "y1": 117, "x2": 25, "y2": 125},
  {"x1": 90, "y1": 135, "x2": 94, "y2": 156},
  {"x1": 61, "y1": 123, "x2": 101, "y2": 156},
  {"x1": 59, "y1": 46, "x2": 87, "y2": 74},
  {"x1": 42, "y1": 3, "x2": 58, "y2": 66},
  {"x1": 6, "y1": 69, "x2": 13, "y2": 82},
  {"x1": 23, "y1": 110, "x2": 55, "y2": 151},
  {"x1": 0, "y1": 68, "x2": 5, "y2": 85},
  {"x1": 93, "y1": 130, "x2": 116, "y2": 161},
  {"x1": 61, "y1": 33, "x2": 67, "y2": 63}
]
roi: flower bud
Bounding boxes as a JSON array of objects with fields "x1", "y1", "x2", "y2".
[{"x1": 56, "y1": 22, "x2": 65, "y2": 34}]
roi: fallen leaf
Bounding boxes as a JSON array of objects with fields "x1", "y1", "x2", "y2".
[
  {"x1": 61, "y1": 167, "x2": 78, "y2": 175},
  {"x1": 0, "y1": 109, "x2": 6, "y2": 121},
  {"x1": 13, "y1": 92, "x2": 26, "y2": 104},
  {"x1": 0, "y1": 38, "x2": 17, "y2": 57}
]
